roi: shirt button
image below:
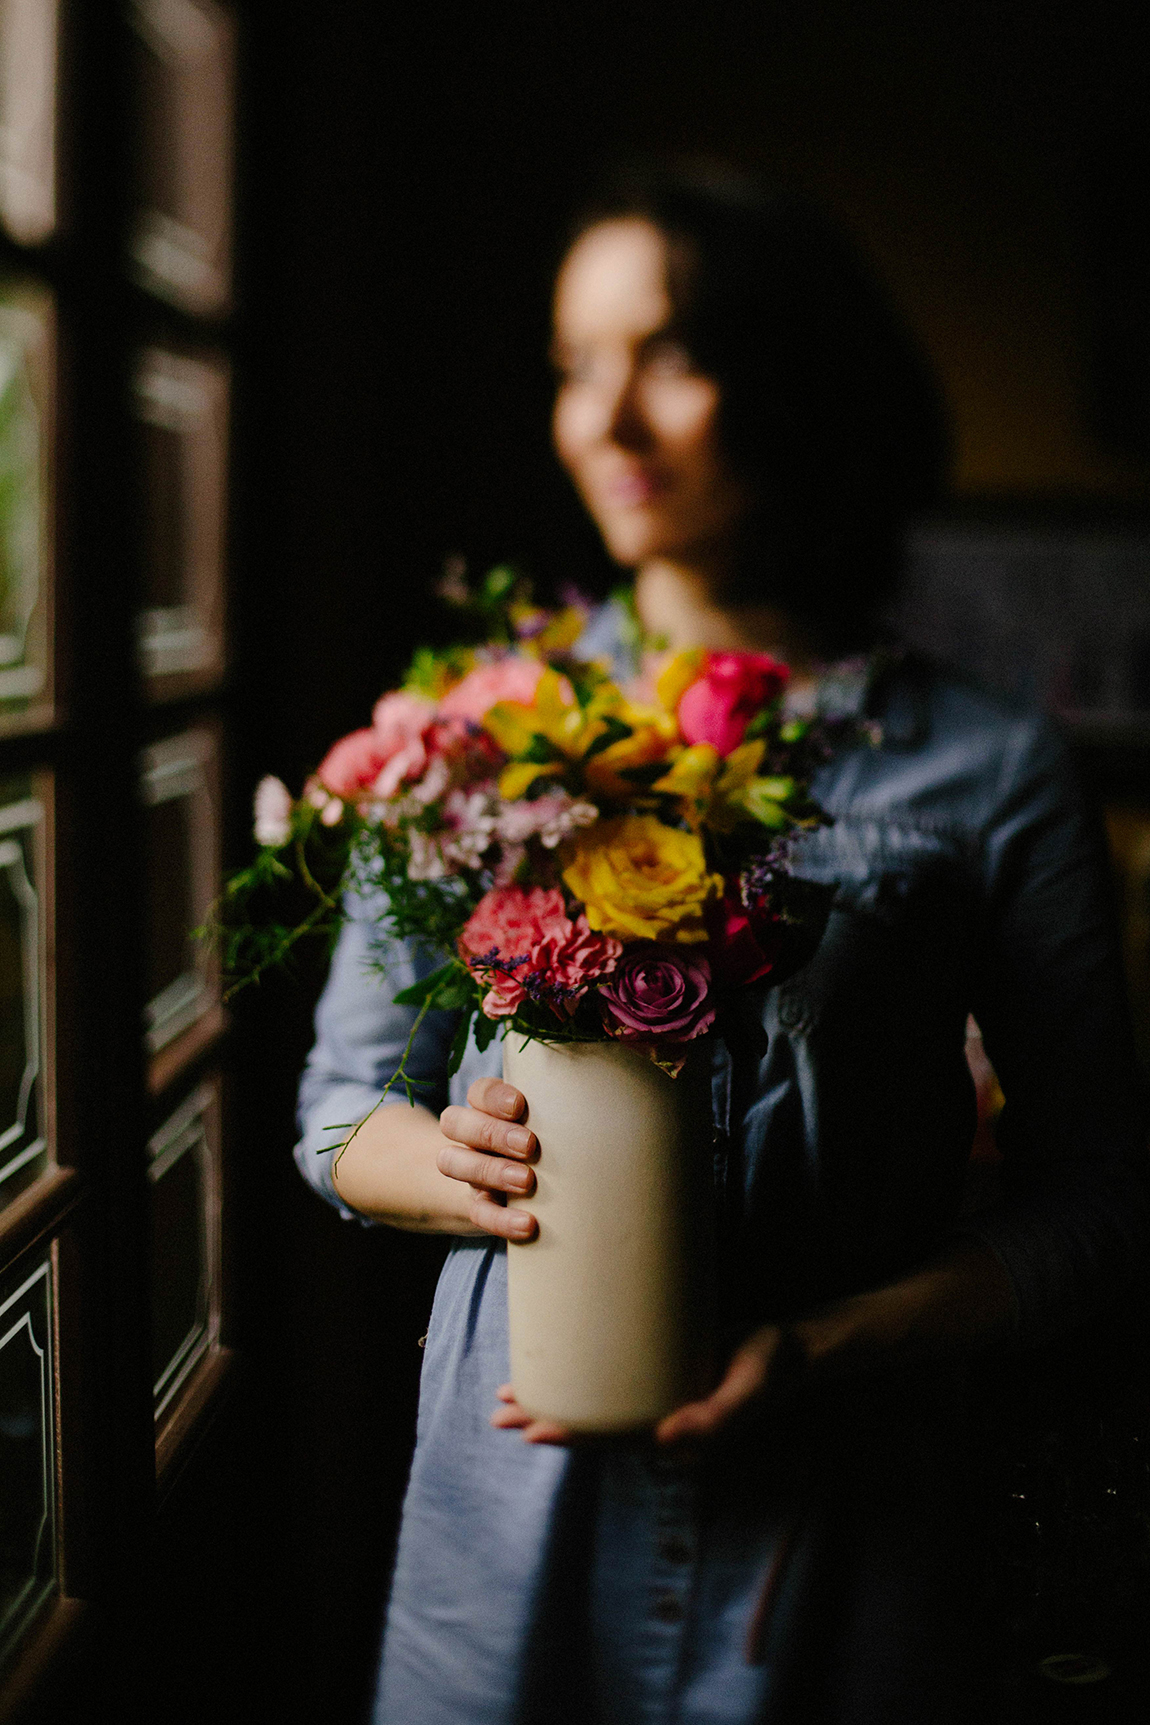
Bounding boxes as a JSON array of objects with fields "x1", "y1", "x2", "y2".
[
  {"x1": 658, "y1": 1537, "x2": 693, "y2": 1566},
  {"x1": 653, "y1": 1593, "x2": 685, "y2": 1624}
]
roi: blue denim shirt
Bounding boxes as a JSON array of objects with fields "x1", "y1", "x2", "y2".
[{"x1": 296, "y1": 645, "x2": 1146, "y2": 1725}]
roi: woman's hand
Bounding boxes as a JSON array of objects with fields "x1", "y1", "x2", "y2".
[
  {"x1": 490, "y1": 1240, "x2": 1016, "y2": 1444},
  {"x1": 491, "y1": 1324, "x2": 802, "y2": 1447},
  {"x1": 437, "y1": 1077, "x2": 539, "y2": 1241}
]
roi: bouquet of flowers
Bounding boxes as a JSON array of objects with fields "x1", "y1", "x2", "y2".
[{"x1": 218, "y1": 574, "x2": 839, "y2": 1112}]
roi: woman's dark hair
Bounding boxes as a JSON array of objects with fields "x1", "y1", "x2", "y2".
[{"x1": 564, "y1": 160, "x2": 953, "y2": 648}]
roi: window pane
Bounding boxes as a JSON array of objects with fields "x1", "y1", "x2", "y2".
[
  {"x1": 0, "y1": 1250, "x2": 56, "y2": 1668},
  {"x1": 0, "y1": 283, "x2": 53, "y2": 727},
  {"x1": 149, "y1": 1082, "x2": 220, "y2": 1422},
  {"x1": 0, "y1": 776, "x2": 47, "y2": 1207},
  {"x1": 140, "y1": 730, "x2": 220, "y2": 1083},
  {"x1": 0, "y1": 0, "x2": 57, "y2": 246},
  {"x1": 135, "y1": 349, "x2": 228, "y2": 690},
  {"x1": 129, "y1": 0, "x2": 234, "y2": 315}
]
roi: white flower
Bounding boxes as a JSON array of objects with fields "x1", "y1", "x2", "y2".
[
  {"x1": 495, "y1": 790, "x2": 598, "y2": 849},
  {"x1": 407, "y1": 829, "x2": 449, "y2": 880},
  {"x1": 253, "y1": 776, "x2": 293, "y2": 848},
  {"x1": 409, "y1": 754, "x2": 451, "y2": 806}
]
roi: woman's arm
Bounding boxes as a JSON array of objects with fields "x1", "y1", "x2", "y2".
[
  {"x1": 296, "y1": 899, "x2": 538, "y2": 1237},
  {"x1": 331, "y1": 1078, "x2": 540, "y2": 1239},
  {"x1": 649, "y1": 1238, "x2": 1016, "y2": 1444}
]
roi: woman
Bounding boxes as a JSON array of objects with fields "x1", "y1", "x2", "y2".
[{"x1": 296, "y1": 166, "x2": 1146, "y2": 1723}]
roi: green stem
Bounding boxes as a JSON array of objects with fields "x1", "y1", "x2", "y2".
[
  {"x1": 330, "y1": 992, "x2": 435, "y2": 1180},
  {"x1": 221, "y1": 896, "x2": 334, "y2": 1002},
  {"x1": 295, "y1": 834, "x2": 341, "y2": 911}
]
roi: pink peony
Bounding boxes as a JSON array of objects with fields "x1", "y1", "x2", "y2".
[
  {"x1": 315, "y1": 728, "x2": 394, "y2": 799},
  {"x1": 598, "y1": 943, "x2": 715, "y2": 1043},
  {"x1": 438, "y1": 657, "x2": 545, "y2": 724},
  {"x1": 459, "y1": 886, "x2": 621, "y2": 1019},
  {"x1": 317, "y1": 692, "x2": 437, "y2": 801},
  {"x1": 677, "y1": 652, "x2": 789, "y2": 755},
  {"x1": 372, "y1": 688, "x2": 437, "y2": 745}
]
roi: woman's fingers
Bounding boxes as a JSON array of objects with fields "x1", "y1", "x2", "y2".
[
  {"x1": 438, "y1": 1086, "x2": 537, "y2": 1241},
  {"x1": 440, "y1": 1102, "x2": 537, "y2": 1161},
  {"x1": 466, "y1": 1077, "x2": 528, "y2": 1121},
  {"x1": 654, "y1": 1329, "x2": 779, "y2": 1445},
  {"x1": 491, "y1": 1386, "x2": 572, "y2": 1444},
  {"x1": 436, "y1": 1142, "x2": 536, "y2": 1196},
  {"x1": 466, "y1": 1189, "x2": 537, "y2": 1241}
]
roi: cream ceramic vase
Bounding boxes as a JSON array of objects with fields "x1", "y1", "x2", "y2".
[{"x1": 502, "y1": 1035, "x2": 715, "y2": 1434}]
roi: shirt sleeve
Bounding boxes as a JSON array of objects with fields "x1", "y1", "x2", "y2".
[
  {"x1": 294, "y1": 889, "x2": 458, "y2": 1219},
  {"x1": 963, "y1": 714, "x2": 1149, "y2": 1344}
]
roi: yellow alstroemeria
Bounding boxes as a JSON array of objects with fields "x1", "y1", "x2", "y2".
[
  {"x1": 483, "y1": 668, "x2": 578, "y2": 755},
  {"x1": 498, "y1": 760, "x2": 563, "y2": 800},
  {"x1": 650, "y1": 743, "x2": 722, "y2": 827},
  {"x1": 485, "y1": 669, "x2": 677, "y2": 802},
  {"x1": 506, "y1": 602, "x2": 589, "y2": 657},
  {"x1": 654, "y1": 648, "x2": 706, "y2": 713},
  {"x1": 582, "y1": 699, "x2": 679, "y2": 802},
  {"x1": 651, "y1": 738, "x2": 770, "y2": 830}
]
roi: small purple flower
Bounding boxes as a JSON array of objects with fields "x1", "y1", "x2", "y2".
[{"x1": 598, "y1": 943, "x2": 715, "y2": 1044}]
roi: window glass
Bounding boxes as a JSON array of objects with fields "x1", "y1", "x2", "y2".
[
  {"x1": 135, "y1": 349, "x2": 228, "y2": 690},
  {"x1": 140, "y1": 729, "x2": 219, "y2": 1086},
  {"x1": 0, "y1": 776, "x2": 46, "y2": 1208},
  {"x1": 129, "y1": 0, "x2": 234, "y2": 315},
  {"x1": 0, "y1": 284, "x2": 53, "y2": 727},
  {"x1": 0, "y1": 1249, "x2": 55, "y2": 1669},
  {"x1": 149, "y1": 1081, "x2": 219, "y2": 1423},
  {"x1": 0, "y1": 0, "x2": 57, "y2": 247}
]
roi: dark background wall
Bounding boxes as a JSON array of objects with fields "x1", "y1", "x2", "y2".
[{"x1": 150, "y1": 5, "x2": 1149, "y2": 1723}]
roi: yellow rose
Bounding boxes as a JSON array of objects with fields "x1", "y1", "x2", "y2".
[{"x1": 562, "y1": 813, "x2": 722, "y2": 944}]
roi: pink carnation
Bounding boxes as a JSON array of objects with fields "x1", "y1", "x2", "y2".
[
  {"x1": 677, "y1": 652, "x2": 789, "y2": 755},
  {"x1": 438, "y1": 657, "x2": 545, "y2": 724},
  {"x1": 459, "y1": 886, "x2": 622, "y2": 1019}
]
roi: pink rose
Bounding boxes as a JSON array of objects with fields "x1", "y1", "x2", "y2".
[
  {"x1": 438, "y1": 657, "x2": 545, "y2": 724},
  {"x1": 677, "y1": 652, "x2": 789, "y2": 755},
  {"x1": 459, "y1": 886, "x2": 621, "y2": 1019},
  {"x1": 598, "y1": 943, "x2": 715, "y2": 1043}
]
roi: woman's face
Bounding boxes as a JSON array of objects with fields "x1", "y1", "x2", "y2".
[{"x1": 551, "y1": 218, "x2": 750, "y2": 568}]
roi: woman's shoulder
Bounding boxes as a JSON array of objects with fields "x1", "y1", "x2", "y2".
[
  {"x1": 876, "y1": 648, "x2": 1071, "y2": 775},
  {"x1": 834, "y1": 648, "x2": 1085, "y2": 844}
]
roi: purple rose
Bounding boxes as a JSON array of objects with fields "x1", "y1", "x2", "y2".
[{"x1": 598, "y1": 943, "x2": 715, "y2": 1044}]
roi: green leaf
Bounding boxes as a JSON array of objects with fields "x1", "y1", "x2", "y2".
[
  {"x1": 432, "y1": 974, "x2": 480, "y2": 1012},
  {"x1": 616, "y1": 762, "x2": 666, "y2": 786},
  {"x1": 583, "y1": 715, "x2": 633, "y2": 759},
  {"x1": 393, "y1": 960, "x2": 461, "y2": 1008},
  {"x1": 521, "y1": 733, "x2": 561, "y2": 764},
  {"x1": 482, "y1": 564, "x2": 518, "y2": 603},
  {"x1": 739, "y1": 785, "x2": 789, "y2": 829},
  {"x1": 473, "y1": 1012, "x2": 500, "y2": 1054},
  {"x1": 447, "y1": 1006, "x2": 477, "y2": 1078}
]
